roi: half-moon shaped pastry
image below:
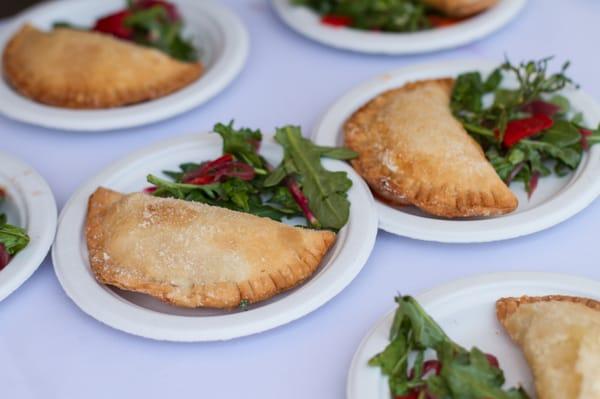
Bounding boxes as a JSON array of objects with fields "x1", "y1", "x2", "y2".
[
  {"x1": 497, "y1": 295, "x2": 600, "y2": 399},
  {"x1": 421, "y1": 0, "x2": 498, "y2": 17},
  {"x1": 3, "y1": 25, "x2": 203, "y2": 109},
  {"x1": 344, "y1": 79, "x2": 518, "y2": 218},
  {"x1": 85, "y1": 188, "x2": 336, "y2": 309}
]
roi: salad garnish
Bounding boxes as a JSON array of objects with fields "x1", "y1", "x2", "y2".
[
  {"x1": 451, "y1": 58, "x2": 600, "y2": 196},
  {"x1": 146, "y1": 122, "x2": 357, "y2": 231},
  {"x1": 0, "y1": 189, "x2": 30, "y2": 270},
  {"x1": 370, "y1": 295, "x2": 530, "y2": 399},
  {"x1": 54, "y1": 0, "x2": 197, "y2": 62},
  {"x1": 292, "y1": 0, "x2": 463, "y2": 32}
]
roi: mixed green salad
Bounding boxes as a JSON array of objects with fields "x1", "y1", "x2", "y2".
[
  {"x1": 370, "y1": 296, "x2": 530, "y2": 399},
  {"x1": 451, "y1": 58, "x2": 600, "y2": 196},
  {"x1": 145, "y1": 122, "x2": 357, "y2": 231},
  {"x1": 293, "y1": 0, "x2": 462, "y2": 32},
  {"x1": 0, "y1": 189, "x2": 30, "y2": 270},
  {"x1": 55, "y1": 0, "x2": 197, "y2": 62}
]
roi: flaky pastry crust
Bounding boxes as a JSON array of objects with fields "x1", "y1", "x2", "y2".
[
  {"x1": 421, "y1": 0, "x2": 498, "y2": 17},
  {"x1": 85, "y1": 188, "x2": 336, "y2": 309},
  {"x1": 344, "y1": 78, "x2": 518, "y2": 218},
  {"x1": 3, "y1": 25, "x2": 203, "y2": 109},
  {"x1": 496, "y1": 295, "x2": 600, "y2": 399}
]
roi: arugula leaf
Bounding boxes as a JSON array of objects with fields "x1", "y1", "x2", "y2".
[
  {"x1": 125, "y1": 6, "x2": 197, "y2": 62},
  {"x1": 213, "y1": 121, "x2": 266, "y2": 173},
  {"x1": 540, "y1": 120, "x2": 581, "y2": 147},
  {"x1": 269, "y1": 125, "x2": 355, "y2": 230},
  {"x1": 370, "y1": 296, "x2": 531, "y2": 399},
  {"x1": 0, "y1": 215, "x2": 30, "y2": 256},
  {"x1": 450, "y1": 58, "x2": 595, "y2": 196}
]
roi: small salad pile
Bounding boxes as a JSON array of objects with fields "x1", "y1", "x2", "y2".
[
  {"x1": 55, "y1": 0, "x2": 197, "y2": 62},
  {"x1": 0, "y1": 189, "x2": 30, "y2": 270},
  {"x1": 451, "y1": 58, "x2": 600, "y2": 196},
  {"x1": 370, "y1": 296, "x2": 530, "y2": 399},
  {"x1": 145, "y1": 122, "x2": 357, "y2": 231},
  {"x1": 293, "y1": 0, "x2": 463, "y2": 32}
]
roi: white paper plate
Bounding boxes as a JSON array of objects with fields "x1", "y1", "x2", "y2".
[
  {"x1": 348, "y1": 271, "x2": 600, "y2": 399},
  {"x1": 312, "y1": 59, "x2": 600, "y2": 243},
  {"x1": 0, "y1": 152, "x2": 57, "y2": 302},
  {"x1": 271, "y1": 0, "x2": 525, "y2": 54},
  {"x1": 52, "y1": 132, "x2": 378, "y2": 341},
  {"x1": 0, "y1": 0, "x2": 248, "y2": 131}
]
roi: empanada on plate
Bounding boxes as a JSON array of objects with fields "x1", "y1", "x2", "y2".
[
  {"x1": 344, "y1": 78, "x2": 517, "y2": 218},
  {"x1": 3, "y1": 25, "x2": 203, "y2": 109},
  {"x1": 421, "y1": 0, "x2": 498, "y2": 17},
  {"x1": 85, "y1": 188, "x2": 336, "y2": 309},
  {"x1": 497, "y1": 295, "x2": 600, "y2": 399}
]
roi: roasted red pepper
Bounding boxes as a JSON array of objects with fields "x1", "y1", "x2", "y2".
[
  {"x1": 580, "y1": 128, "x2": 593, "y2": 150},
  {"x1": 521, "y1": 100, "x2": 561, "y2": 117},
  {"x1": 183, "y1": 154, "x2": 255, "y2": 185},
  {"x1": 502, "y1": 114, "x2": 554, "y2": 147},
  {"x1": 92, "y1": 1, "x2": 179, "y2": 39},
  {"x1": 93, "y1": 10, "x2": 134, "y2": 39},
  {"x1": 321, "y1": 14, "x2": 353, "y2": 27}
]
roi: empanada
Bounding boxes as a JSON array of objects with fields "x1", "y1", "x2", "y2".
[
  {"x1": 421, "y1": 0, "x2": 498, "y2": 17},
  {"x1": 497, "y1": 295, "x2": 600, "y2": 399},
  {"x1": 85, "y1": 188, "x2": 336, "y2": 309},
  {"x1": 344, "y1": 79, "x2": 517, "y2": 218},
  {"x1": 3, "y1": 25, "x2": 202, "y2": 109}
]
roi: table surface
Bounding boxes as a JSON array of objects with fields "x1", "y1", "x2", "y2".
[{"x1": 3, "y1": 0, "x2": 600, "y2": 398}]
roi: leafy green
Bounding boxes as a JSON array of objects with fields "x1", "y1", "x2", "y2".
[
  {"x1": 213, "y1": 121, "x2": 266, "y2": 173},
  {"x1": 147, "y1": 122, "x2": 356, "y2": 230},
  {"x1": 293, "y1": 0, "x2": 430, "y2": 32},
  {"x1": 451, "y1": 58, "x2": 595, "y2": 196},
  {"x1": 370, "y1": 296, "x2": 530, "y2": 399},
  {"x1": 125, "y1": 6, "x2": 197, "y2": 62},
  {"x1": 266, "y1": 125, "x2": 357, "y2": 230},
  {"x1": 0, "y1": 193, "x2": 30, "y2": 258}
]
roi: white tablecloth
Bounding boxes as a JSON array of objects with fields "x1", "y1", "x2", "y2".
[{"x1": 3, "y1": 0, "x2": 600, "y2": 397}]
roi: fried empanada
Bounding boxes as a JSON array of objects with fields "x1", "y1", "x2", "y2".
[
  {"x1": 85, "y1": 188, "x2": 336, "y2": 309},
  {"x1": 421, "y1": 0, "x2": 498, "y2": 17},
  {"x1": 344, "y1": 79, "x2": 517, "y2": 218},
  {"x1": 3, "y1": 25, "x2": 202, "y2": 109},
  {"x1": 497, "y1": 295, "x2": 600, "y2": 399}
]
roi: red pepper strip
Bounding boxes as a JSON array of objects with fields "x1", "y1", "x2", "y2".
[
  {"x1": 321, "y1": 14, "x2": 353, "y2": 27},
  {"x1": 521, "y1": 100, "x2": 561, "y2": 117},
  {"x1": 143, "y1": 186, "x2": 157, "y2": 194},
  {"x1": 502, "y1": 114, "x2": 554, "y2": 147},
  {"x1": 580, "y1": 128, "x2": 593, "y2": 150},
  {"x1": 183, "y1": 154, "x2": 234, "y2": 182},
  {"x1": 486, "y1": 353, "x2": 500, "y2": 368},
  {"x1": 212, "y1": 162, "x2": 255, "y2": 182},
  {"x1": 93, "y1": 10, "x2": 134, "y2": 39},
  {"x1": 286, "y1": 178, "x2": 319, "y2": 226},
  {"x1": 528, "y1": 172, "x2": 540, "y2": 198},
  {"x1": 427, "y1": 15, "x2": 463, "y2": 28},
  {"x1": 186, "y1": 175, "x2": 216, "y2": 185},
  {"x1": 0, "y1": 243, "x2": 10, "y2": 271}
]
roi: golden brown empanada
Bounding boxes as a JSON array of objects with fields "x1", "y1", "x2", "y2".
[
  {"x1": 421, "y1": 0, "x2": 498, "y2": 17},
  {"x1": 85, "y1": 188, "x2": 336, "y2": 309},
  {"x1": 3, "y1": 25, "x2": 202, "y2": 109},
  {"x1": 344, "y1": 79, "x2": 517, "y2": 218},
  {"x1": 497, "y1": 295, "x2": 600, "y2": 399}
]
